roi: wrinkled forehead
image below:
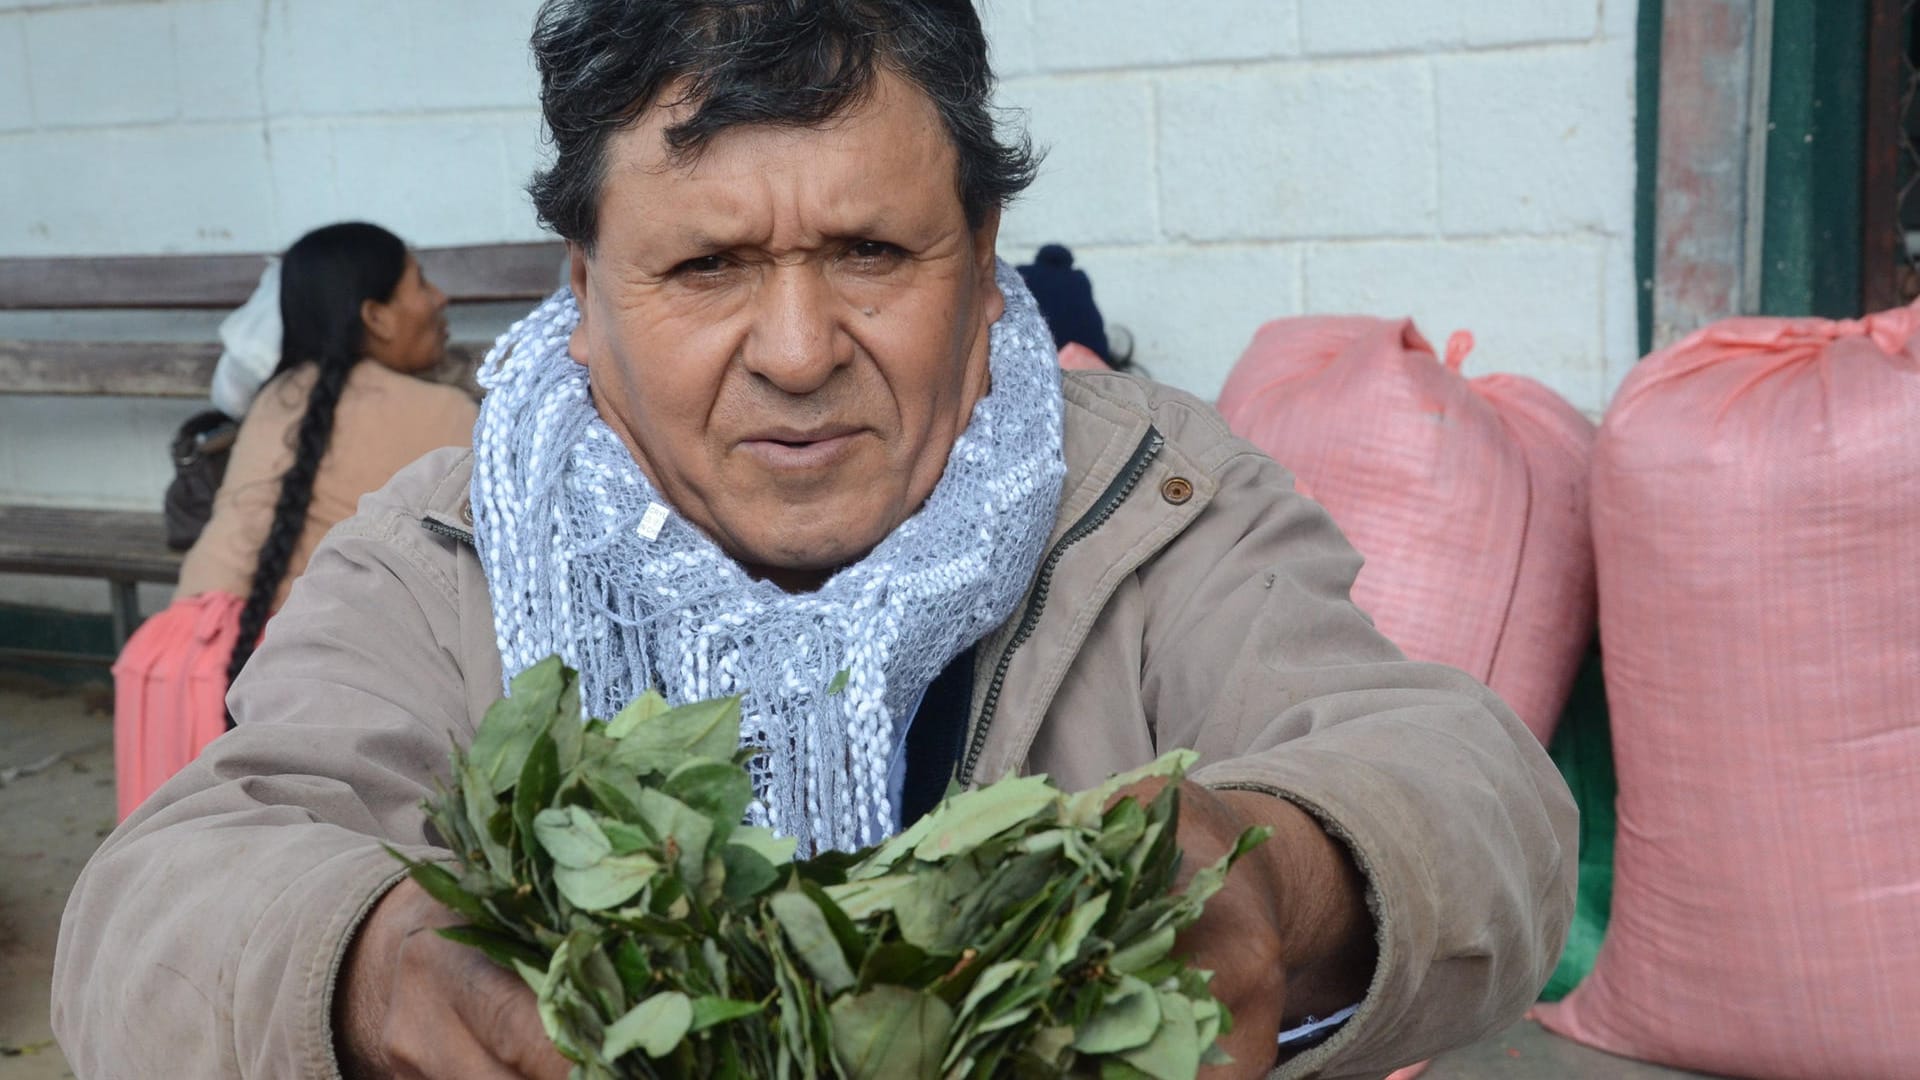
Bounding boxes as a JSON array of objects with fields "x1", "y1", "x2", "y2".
[{"x1": 595, "y1": 71, "x2": 969, "y2": 249}]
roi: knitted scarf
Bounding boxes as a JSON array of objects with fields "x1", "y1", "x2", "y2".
[{"x1": 470, "y1": 262, "x2": 1066, "y2": 854}]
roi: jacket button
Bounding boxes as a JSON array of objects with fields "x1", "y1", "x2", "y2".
[
  {"x1": 460, "y1": 501, "x2": 474, "y2": 526},
  {"x1": 1161, "y1": 476, "x2": 1193, "y2": 505}
]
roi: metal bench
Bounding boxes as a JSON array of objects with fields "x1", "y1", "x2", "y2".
[{"x1": 0, "y1": 242, "x2": 564, "y2": 663}]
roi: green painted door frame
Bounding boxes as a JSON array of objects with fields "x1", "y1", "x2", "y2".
[
  {"x1": 1758, "y1": 0, "x2": 1870, "y2": 317},
  {"x1": 1637, "y1": 0, "x2": 1663, "y2": 356}
]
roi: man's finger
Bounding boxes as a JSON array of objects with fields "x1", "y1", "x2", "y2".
[
  {"x1": 451, "y1": 950, "x2": 572, "y2": 1080},
  {"x1": 389, "y1": 1029, "x2": 532, "y2": 1080}
]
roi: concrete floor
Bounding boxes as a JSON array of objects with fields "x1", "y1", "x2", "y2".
[{"x1": 0, "y1": 681, "x2": 1715, "y2": 1080}]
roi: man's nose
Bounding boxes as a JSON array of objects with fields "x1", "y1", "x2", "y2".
[{"x1": 741, "y1": 265, "x2": 849, "y2": 395}]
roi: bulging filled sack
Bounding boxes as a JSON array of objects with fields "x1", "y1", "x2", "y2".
[
  {"x1": 1216, "y1": 316, "x2": 1594, "y2": 743},
  {"x1": 1533, "y1": 305, "x2": 1920, "y2": 1079}
]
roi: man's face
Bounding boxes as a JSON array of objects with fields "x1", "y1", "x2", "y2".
[{"x1": 570, "y1": 72, "x2": 1004, "y2": 591}]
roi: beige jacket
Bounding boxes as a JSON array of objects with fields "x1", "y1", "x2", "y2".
[
  {"x1": 54, "y1": 372, "x2": 1575, "y2": 1079},
  {"x1": 176, "y1": 360, "x2": 478, "y2": 609}
]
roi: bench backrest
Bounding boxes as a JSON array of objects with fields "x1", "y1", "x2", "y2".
[{"x1": 0, "y1": 242, "x2": 565, "y2": 397}]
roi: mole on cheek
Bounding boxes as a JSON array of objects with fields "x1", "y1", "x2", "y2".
[{"x1": 863, "y1": 307, "x2": 879, "y2": 317}]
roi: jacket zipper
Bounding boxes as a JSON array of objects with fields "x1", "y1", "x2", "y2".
[
  {"x1": 958, "y1": 426, "x2": 1166, "y2": 785},
  {"x1": 421, "y1": 516, "x2": 474, "y2": 546}
]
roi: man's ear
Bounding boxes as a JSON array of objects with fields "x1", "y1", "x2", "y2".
[
  {"x1": 567, "y1": 243, "x2": 592, "y2": 366},
  {"x1": 972, "y1": 208, "x2": 1004, "y2": 324}
]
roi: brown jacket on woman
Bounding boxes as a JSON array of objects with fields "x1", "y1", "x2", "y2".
[
  {"x1": 175, "y1": 360, "x2": 478, "y2": 608},
  {"x1": 55, "y1": 372, "x2": 1576, "y2": 1080}
]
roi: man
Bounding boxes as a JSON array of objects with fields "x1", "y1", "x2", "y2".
[{"x1": 53, "y1": 2, "x2": 1575, "y2": 1078}]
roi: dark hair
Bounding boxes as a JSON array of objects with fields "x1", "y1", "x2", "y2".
[
  {"x1": 528, "y1": 0, "x2": 1039, "y2": 249},
  {"x1": 224, "y1": 222, "x2": 408, "y2": 706}
]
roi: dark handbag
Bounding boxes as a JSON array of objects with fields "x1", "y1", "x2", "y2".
[{"x1": 163, "y1": 410, "x2": 239, "y2": 551}]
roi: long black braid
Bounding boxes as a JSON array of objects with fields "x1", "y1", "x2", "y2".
[{"x1": 224, "y1": 223, "x2": 408, "y2": 711}]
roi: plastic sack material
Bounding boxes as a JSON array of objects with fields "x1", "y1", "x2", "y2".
[
  {"x1": 1533, "y1": 304, "x2": 1920, "y2": 1079},
  {"x1": 111, "y1": 590, "x2": 245, "y2": 820},
  {"x1": 209, "y1": 259, "x2": 282, "y2": 418},
  {"x1": 1059, "y1": 342, "x2": 1110, "y2": 372},
  {"x1": 1216, "y1": 316, "x2": 1596, "y2": 743}
]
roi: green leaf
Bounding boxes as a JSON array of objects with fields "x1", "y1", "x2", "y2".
[
  {"x1": 511, "y1": 733, "x2": 561, "y2": 861},
  {"x1": 1108, "y1": 925, "x2": 1177, "y2": 976},
  {"x1": 826, "y1": 669, "x2": 850, "y2": 695},
  {"x1": 956, "y1": 959, "x2": 1032, "y2": 1022},
  {"x1": 635, "y1": 789, "x2": 715, "y2": 882},
  {"x1": 512, "y1": 958, "x2": 550, "y2": 1001},
  {"x1": 531, "y1": 938, "x2": 585, "y2": 1060},
  {"x1": 469, "y1": 657, "x2": 567, "y2": 795},
  {"x1": 555, "y1": 852, "x2": 662, "y2": 911},
  {"x1": 603, "y1": 990, "x2": 693, "y2": 1060},
  {"x1": 605, "y1": 688, "x2": 670, "y2": 741},
  {"x1": 1117, "y1": 991, "x2": 1201, "y2": 1080},
  {"x1": 690, "y1": 996, "x2": 766, "y2": 1032},
  {"x1": 601, "y1": 819, "x2": 655, "y2": 856},
  {"x1": 728, "y1": 825, "x2": 798, "y2": 866},
  {"x1": 719, "y1": 842, "x2": 781, "y2": 903},
  {"x1": 1095, "y1": 796, "x2": 1149, "y2": 864},
  {"x1": 435, "y1": 925, "x2": 549, "y2": 972},
  {"x1": 396, "y1": 856, "x2": 498, "y2": 930},
  {"x1": 1073, "y1": 976, "x2": 1161, "y2": 1055},
  {"x1": 612, "y1": 936, "x2": 651, "y2": 1000},
  {"x1": 891, "y1": 857, "x2": 986, "y2": 953},
  {"x1": 828, "y1": 985, "x2": 953, "y2": 1080},
  {"x1": 534, "y1": 806, "x2": 614, "y2": 869},
  {"x1": 453, "y1": 758, "x2": 514, "y2": 879},
  {"x1": 912, "y1": 774, "x2": 1059, "y2": 862},
  {"x1": 1180, "y1": 825, "x2": 1274, "y2": 911},
  {"x1": 548, "y1": 681, "x2": 584, "y2": 777},
  {"x1": 1060, "y1": 749, "x2": 1197, "y2": 828},
  {"x1": 581, "y1": 763, "x2": 649, "y2": 825},
  {"x1": 663, "y1": 759, "x2": 754, "y2": 843},
  {"x1": 609, "y1": 696, "x2": 743, "y2": 773},
  {"x1": 1052, "y1": 891, "x2": 1110, "y2": 964},
  {"x1": 822, "y1": 873, "x2": 918, "y2": 921},
  {"x1": 769, "y1": 890, "x2": 857, "y2": 994}
]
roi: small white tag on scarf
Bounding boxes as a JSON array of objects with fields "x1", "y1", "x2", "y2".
[{"x1": 636, "y1": 502, "x2": 670, "y2": 541}]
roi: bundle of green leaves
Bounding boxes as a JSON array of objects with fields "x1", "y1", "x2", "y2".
[{"x1": 395, "y1": 656, "x2": 1269, "y2": 1080}]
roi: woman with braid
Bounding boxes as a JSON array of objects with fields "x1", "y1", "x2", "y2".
[{"x1": 111, "y1": 222, "x2": 477, "y2": 820}]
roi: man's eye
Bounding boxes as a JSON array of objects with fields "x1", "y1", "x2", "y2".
[
  {"x1": 674, "y1": 255, "x2": 728, "y2": 276},
  {"x1": 848, "y1": 241, "x2": 901, "y2": 263}
]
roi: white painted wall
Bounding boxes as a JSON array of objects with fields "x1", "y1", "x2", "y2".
[
  {"x1": 0, "y1": 0, "x2": 1640, "y2": 610},
  {"x1": 990, "y1": 0, "x2": 1641, "y2": 411}
]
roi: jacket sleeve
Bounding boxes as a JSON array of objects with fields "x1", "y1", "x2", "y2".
[
  {"x1": 52, "y1": 505, "x2": 472, "y2": 1079},
  {"x1": 1142, "y1": 443, "x2": 1578, "y2": 1080}
]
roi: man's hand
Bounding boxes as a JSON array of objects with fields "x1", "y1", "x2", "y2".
[
  {"x1": 1116, "y1": 779, "x2": 1377, "y2": 1079},
  {"x1": 333, "y1": 878, "x2": 572, "y2": 1080}
]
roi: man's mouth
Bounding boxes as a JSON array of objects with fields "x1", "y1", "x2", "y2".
[{"x1": 739, "y1": 426, "x2": 865, "y2": 470}]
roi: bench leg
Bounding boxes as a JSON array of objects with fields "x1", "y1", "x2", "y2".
[{"x1": 109, "y1": 579, "x2": 141, "y2": 651}]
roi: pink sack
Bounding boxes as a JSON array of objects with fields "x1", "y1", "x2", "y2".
[
  {"x1": 1216, "y1": 316, "x2": 1595, "y2": 742},
  {"x1": 1058, "y1": 342, "x2": 1110, "y2": 371},
  {"x1": 111, "y1": 590, "x2": 245, "y2": 821},
  {"x1": 1533, "y1": 306, "x2": 1920, "y2": 1079}
]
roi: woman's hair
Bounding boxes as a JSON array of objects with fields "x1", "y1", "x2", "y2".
[{"x1": 224, "y1": 222, "x2": 408, "y2": 704}]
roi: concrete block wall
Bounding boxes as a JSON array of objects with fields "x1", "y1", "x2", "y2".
[
  {"x1": 991, "y1": 0, "x2": 1640, "y2": 411},
  {"x1": 0, "y1": 0, "x2": 548, "y2": 253},
  {"x1": 0, "y1": 0, "x2": 1638, "y2": 612}
]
